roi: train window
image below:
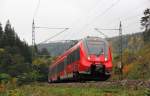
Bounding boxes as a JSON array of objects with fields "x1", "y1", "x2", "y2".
[
  {"x1": 73, "y1": 48, "x2": 80, "y2": 61},
  {"x1": 50, "y1": 67, "x2": 54, "y2": 77},
  {"x1": 57, "y1": 63, "x2": 61, "y2": 73},
  {"x1": 49, "y1": 68, "x2": 52, "y2": 77},
  {"x1": 66, "y1": 48, "x2": 80, "y2": 65},
  {"x1": 50, "y1": 66, "x2": 55, "y2": 77},
  {"x1": 53, "y1": 67, "x2": 56, "y2": 74},
  {"x1": 59, "y1": 62, "x2": 64, "y2": 72},
  {"x1": 71, "y1": 52, "x2": 74, "y2": 62},
  {"x1": 55, "y1": 61, "x2": 65, "y2": 74},
  {"x1": 86, "y1": 40, "x2": 108, "y2": 57},
  {"x1": 52, "y1": 62, "x2": 63, "y2": 76},
  {"x1": 57, "y1": 64, "x2": 60, "y2": 73},
  {"x1": 64, "y1": 58, "x2": 67, "y2": 68},
  {"x1": 67, "y1": 55, "x2": 70, "y2": 64},
  {"x1": 76, "y1": 48, "x2": 80, "y2": 60},
  {"x1": 71, "y1": 50, "x2": 75, "y2": 62},
  {"x1": 62, "y1": 61, "x2": 64, "y2": 71}
]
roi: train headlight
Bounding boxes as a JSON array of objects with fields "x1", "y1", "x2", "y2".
[
  {"x1": 88, "y1": 57, "x2": 90, "y2": 60},
  {"x1": 105, "y1": 57, "x2": 108, "y2": 61}
]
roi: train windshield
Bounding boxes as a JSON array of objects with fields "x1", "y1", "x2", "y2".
[{"x1": 85, "y1": 38, "x2": 108, "y2": 57}]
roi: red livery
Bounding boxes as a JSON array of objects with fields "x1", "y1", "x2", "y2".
[{"x1": 48, "y1": 36, "x2": 113, "y2": 82}]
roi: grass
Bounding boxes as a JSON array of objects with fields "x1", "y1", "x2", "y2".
[{"x1": 0, "y1": 82, "x2": 149, "y2": 96}]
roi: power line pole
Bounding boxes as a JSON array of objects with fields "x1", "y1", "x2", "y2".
[
  {"x1": 95, "y1": 21, "x2": 123, "y2": 79},
  {"x1": 119, "y1": 21, "x2": 123, "y2": 79},
  {"x1": 32, "y1": 20, "x2": 35, "y2": 59},
  {"x1": 32, "y1": 20, "x2": 35, "y2": 47}
]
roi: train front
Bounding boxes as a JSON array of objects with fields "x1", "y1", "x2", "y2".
[{"x1": 81, "y1": 37, "x2": 112, "y2": 80}]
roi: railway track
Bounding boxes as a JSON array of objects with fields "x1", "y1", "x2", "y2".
[{"x1": 48, "y1": 80, "x2": 150, "y2": 89}]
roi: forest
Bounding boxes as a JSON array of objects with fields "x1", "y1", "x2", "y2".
[{"x1": 0, "y1": 20, "x2": 53, "y2": 85}]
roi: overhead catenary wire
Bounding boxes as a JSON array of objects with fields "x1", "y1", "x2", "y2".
[
  {"x1": 124, "y1": 21, "x2": 141, "y2": 29},
  {"x1": 38, "y1": 28, "x2": 69, "y2": 44},
  {"x1": 95, "y1": 13, "x2": 143, "y2": 38},
  {"x1": 94, "y1": 28, "x2": 108, "y2": 38},
  {"x1": 66, "y1": 0, "x2": 120, "y2": 39},
  {"x1": 34, "y1": 26, "x2": 70, "y2": 44},
  {"x1": 67, "y1": 0, "x2": 104, "y2": 39},
  {"x1": 35, "y1": 26, "x2": 69, "y2": 29},
  {"x1": 105, "y1": 14, "x2": 142, "y2": 27},
  {"x1": 103, "y1": 0, "x2": 149, "y2": 27},
  {"x1": 79, "y1": 0, "x2": 121, "y2": 34},
  {"x1": 97, "y1": 0, "x2": 149, "y2": 39}
]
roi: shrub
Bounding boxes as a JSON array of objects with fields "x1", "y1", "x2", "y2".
[
  {"x1": 17, "y1": 70, "x2": 40, "y2": 85},
  {"x1": 145, "y1": 89, "x2": 150, "y2": 96},
  {"x1": 0, "y1": 73, "x2": 11, "y2": 83}
]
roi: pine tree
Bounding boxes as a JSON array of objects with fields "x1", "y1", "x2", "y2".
[
  {"x1": 4, "y1": 20, "x2": 16, "y2": 46},
  {"x1": 0, "y1": 20, "x2": 33, "y2": 79},
  {"x1": 0, "y1": 23, "x2": 3, "y2": 36},
  {"x1": 141, "y1": 8, "x2": 150, "y2": 31},
  {"x1": 141, "y1": 8, "x2": 150, "y2": 43},
  {"x1": 0, "y1": 23, "x2": 3, "y2": 47}
]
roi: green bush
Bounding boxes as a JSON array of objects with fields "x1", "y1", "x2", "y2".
[
  {"x1": 0, "y1": 73, "x2": 11, "y2": 83},
  {"x1": 17, "y1": 70, "x2": 40, "y2": 85},
  {"x1": 145, "y1": 89, "x2": 150, "y2": 96}
]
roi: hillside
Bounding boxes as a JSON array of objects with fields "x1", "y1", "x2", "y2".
[
  {"x1": 37, "y1": 40, "x2": 78, "y2": 56},
  {"x1": 37, "y1": 32, "x2": 143, "y2": 57},
  {"x1": 108, "y1": 32, "x2": 143, "y2": 55}
]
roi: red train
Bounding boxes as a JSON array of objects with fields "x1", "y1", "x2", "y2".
[{"x1": 48, "y1": 36, "x2": 113, "y2": 82}]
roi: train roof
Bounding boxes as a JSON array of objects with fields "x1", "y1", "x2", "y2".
[{"x1": 82, "y1": 36, "x2": 108, "y2": 44}]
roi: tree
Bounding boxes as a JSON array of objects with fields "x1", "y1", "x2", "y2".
[
  {"x1": 3, "y1": 20, "x2": 16, "y2": 47},
  {"x1": 0, "y1": 20, "x2": 32, "y2": 78},
  {"x1": 141, "y1": 8, "x2": 150, "y2": 31},
  {"x1": 141, "y1": 8, "x2": 150, "y2": 43},
  {"x1": 0, "y1": 23, "x2": 3, "y2": 37},
  {"x1": 32, "y1": 57, "x2": 50, "y2": 81},
  {"x1": 0, "y1": 49, "x2": 12, "y2": 74},
  {"x1": 2, "y1": 20, "x2": 32, "y2": 62},
  {"x1": 0, "y1": 23, "x2": 3, "y2": 47}
]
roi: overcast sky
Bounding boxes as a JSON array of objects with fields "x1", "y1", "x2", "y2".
[{"x1": 0, "y1": 0, "x2": 150, "y2": 44}]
